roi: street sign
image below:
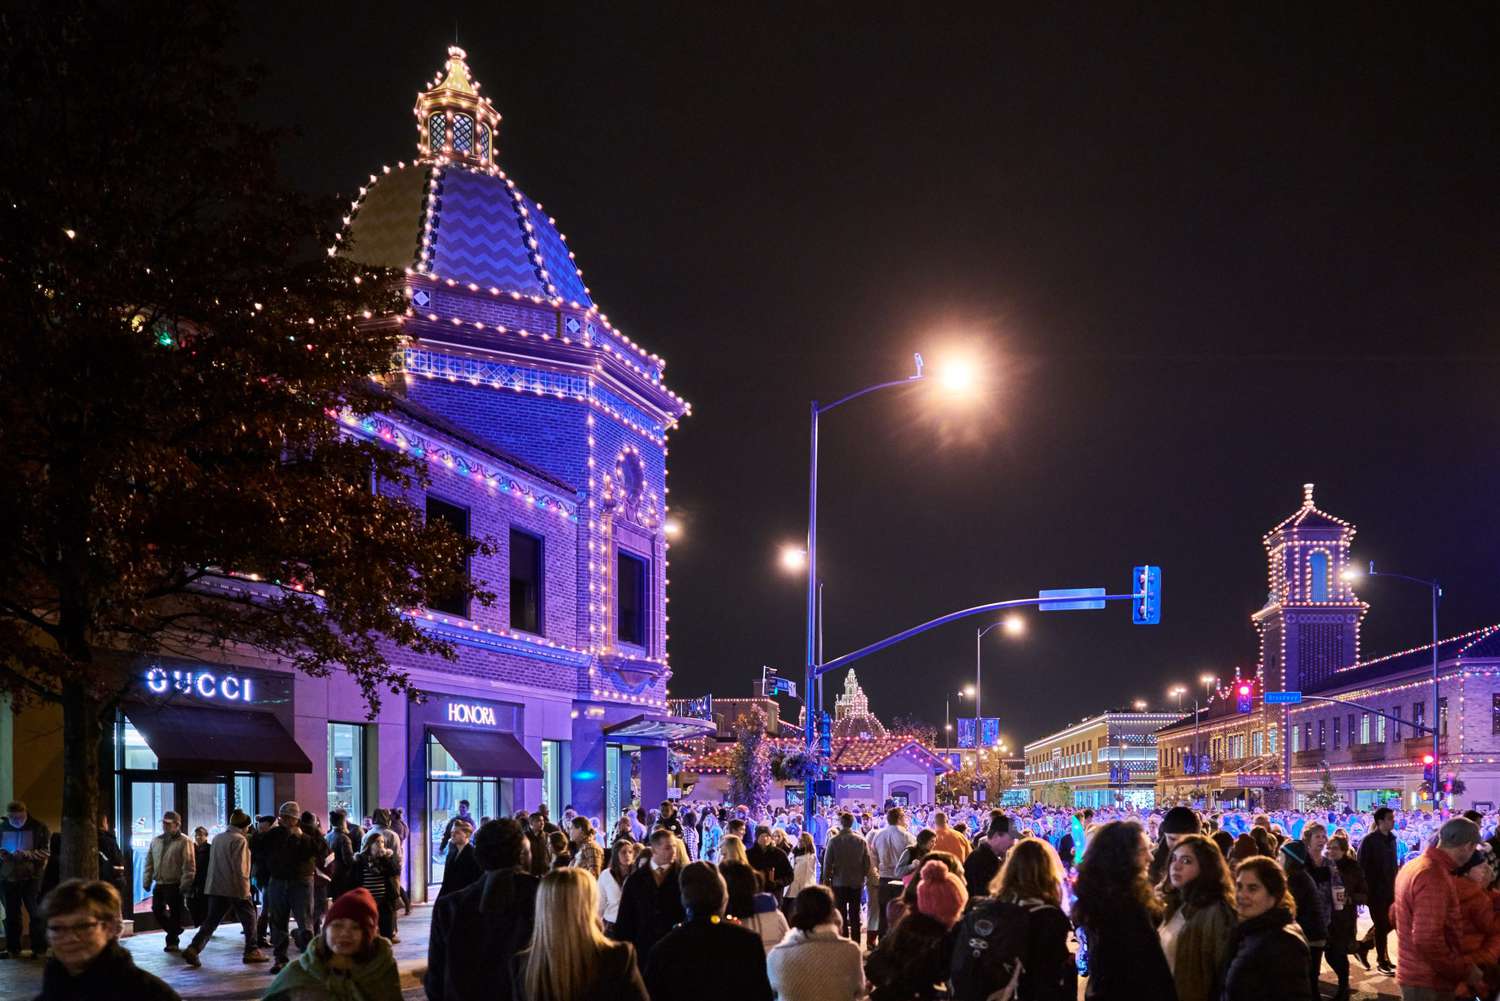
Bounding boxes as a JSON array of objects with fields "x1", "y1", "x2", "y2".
[
  {"x1": 1132, "y1": 565, "x2": 1162, "y2": 625},
  {"x1": 1038, "y1": 587, "x2": 1107, "y2": 611},
  {"x1": 1237, "y1": 774, "x2": 1279, "y2": 787},
  {"x1": 1264, "y1": 691, "x2": 1303, "y2": 704}
]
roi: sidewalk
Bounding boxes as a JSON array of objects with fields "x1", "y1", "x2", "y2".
[{"x1": 0, "y1": 904, "x2": 433, "y2": 1000}]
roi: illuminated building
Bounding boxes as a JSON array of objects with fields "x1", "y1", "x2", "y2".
[{"x1": 1023, "y1": 709, "x2": 1179, "y2": 809}]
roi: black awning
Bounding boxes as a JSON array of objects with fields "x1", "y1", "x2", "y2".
[
  {"x1": 124, "y1": 702, "x2": 313, "y2": 774},
  {"x1": 430, "y1": 727, "x2": 543, "y2": 779}
]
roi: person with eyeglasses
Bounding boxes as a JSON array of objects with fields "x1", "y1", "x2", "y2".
[{"x1": 35, "y1": 878, "x2": 180, "y2": 1000}]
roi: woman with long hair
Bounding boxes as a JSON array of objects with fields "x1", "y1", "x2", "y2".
[
  {"x1": 787, "y1": 832, "x2": 818, "y2": 902},
  {"x1": 597, "y1": 839, "x2": 637, "y2": 934},
  {"x1": 987, "y1": 837, "x2": 1076, "y2": 1001},
  {"x1": 512, "y1": 868, "x2": 649, "y2": 1001},
  {"x1": 720, "y1": 860, "x2": 789, "y2": 954},
  {"x1": 1157, "y1": 834, "x2": 1235, "y2": 1001},
  {"x1": 1070, "y1": 820, "x2": 1174, "y2": 1000},
  {"x1": 718, "y1": 833, "x2": 750, "y2": 867},
  {"x1": 1220, "y1": 856, "x2": 1312, "y2": 1000}
]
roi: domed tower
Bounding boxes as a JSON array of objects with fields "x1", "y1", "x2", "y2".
[
  {"x1": 1253, "y1": 483, "x2": 1367, "y2": 692},
  {"x1": 336, "y1": 48, "x2": 693, "y2": 821}
]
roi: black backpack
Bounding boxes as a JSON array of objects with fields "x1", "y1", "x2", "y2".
[{"x1": 949, "y1": 896, "x2": 1032, "y2": 1001}]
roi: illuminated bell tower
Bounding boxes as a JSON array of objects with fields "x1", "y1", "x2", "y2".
[{"x1": 1253, "y1": 483, "x2": 1367, "y2": 692}]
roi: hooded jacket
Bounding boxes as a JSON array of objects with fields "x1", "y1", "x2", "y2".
[{"x1": 1278, "y1": 841, "x2": 1328, "y2": 946}]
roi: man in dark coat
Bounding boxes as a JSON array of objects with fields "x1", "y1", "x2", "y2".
[
  {"x1": 436, "y1": 819, "x2": 483, "y2": 900},
  {"x1": 1355, "y1": 805, "x2": 1399, "y2": 975},
  {"x1": 425, "y1": 818, "x2": 539, "y2": 1001},
  {"x1": 963, "y1": 815, "x2": 1015, "y2": 899},
  {"x1": 611, "y1": 829, "x2": 684, "y2": 964},
  {"x1": 745, "y1": 825, "x2": 793, "y2": 900},
  {"x1": 643, "y1": 861, "x2": 772, "y2": 1001}
]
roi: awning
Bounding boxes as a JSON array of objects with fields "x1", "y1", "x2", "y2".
[
  {"x1": 604, "y1": 714, "x2": 717, "y2": 741},
  {"x1": 430, "y1": 727, "x2": 543, "y2": 779},
  {"x1": 123, "y1": 702, "x2": 313, "y2": 774}
]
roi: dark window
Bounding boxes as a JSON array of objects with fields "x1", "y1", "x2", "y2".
[
  {"x1": 1493, "y1": 695, "x2": 1500, "y2": 736},
  {"x1": 1413, "y1": 701, "x2": 1425, "y2": 732},
  {"x1": 1439, "y1": 697, "x2": 1448, "y2": 736},
  {"x1": 1332, "y1": 716, "x2": 1341, "y2": 750},
  {"x1": 1303, "y1": 722, "x2": 1312, "y2": 750},
  {"x1": 1348, "y1": 713, "x2": 1357, "y2": 745},
  {"x1": 425, "y1": 496, "x2": 470, "y2": 616},
  {"x1": 1317, "y1": 720, "x2": 1326, "y2": 748},
  {"x1": 1392, "y1": 705, "x2": 1402, "y2": 742},
  {"x1": 509, "y1": 529, "x2": 543, "y2": 635},
  {"x1": 616, "y1": 550, "x2": 647, "y2": 647}
]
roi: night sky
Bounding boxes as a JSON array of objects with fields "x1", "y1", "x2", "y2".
[{"x1": 231, "y1": 5, "x2": 1499, "y2": 747}]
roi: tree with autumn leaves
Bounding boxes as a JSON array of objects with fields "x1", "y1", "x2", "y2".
[{"x1": 0, "y1": 4, "x2": 489, "y2": 880}]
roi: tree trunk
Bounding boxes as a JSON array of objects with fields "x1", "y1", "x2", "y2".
[{"x1": 60, "y1": 679, "x2": 101, "y2": 880}]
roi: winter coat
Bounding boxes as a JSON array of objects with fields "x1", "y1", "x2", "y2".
[
  {"x1": 1328, "y1": 855, "x2": 1368, "y2": 948},
  {"x1": 204, "y1": 827, "x2": 252, "y2": 899},
  {"x1": 263, "y1": 936, "x2": 402, "y2": 1001},
  {"x1": 788, "y1": 850, "x2": 818, "y2": 898},
  {"x1": 1011, "y1": 898, "x2": 1078, "y2": 1001},
  {"x1": 642, "y1": 916, "x2": 774, "y2": 1001},
  {"x1": 1080, "y1": 898, "x2": 1176, "y2": 1001},
  {"x1": 425, "y1": 868, "x2": 539, "y2": 1001},
  {"x1": 1278, "y1": 843, "x2": 1327, "y2": 947},
  {"x1": 0, "y1": 815, "x2": 51, "y2": 882},
  {"x1": 1392, "y1": 843, "x2": 1470, "y2": 990},
  {"x1": 1217, "y1": 906, "x2": 1312, "y2": 1001},
  {"x1": 326, "y1": 828, "x2": 358, "y2": 897},
  {"x1": 823, "y1": 830, "x2": 873, "y2": 889},
  {"x1": 571, "y1": 836, "x2": 603, "y2": 877},
  {"x1": 143, "y1": 831, "x2": 194, "y2": 888},
  {"x1": 436, "y1": 843, "x2": 482, "y2": 900},
  {"x1": 1454, "y1": 876, "x2": 1500, "y2": 967},
  {"x1": 746, "y1": 842, "x2": 794, "y2": 897},
  {"x1": 1163, "y1": 898, "x2": 1234, "y2": 1001},
  {"x1": 866, "y1": 910, "x2": 950, "y2": 1000},
  {"x1": 767, "y1": 926, "x2": 865, "y2": 1001},
  {"x1": 35, "y1": 941, "x2": 182, "y2": 1001},
  {"x1": 191, "y1": 842, "x2": 209, "y2": 894},
  {"x1": 1358, "y1": 828, "x2": 1398, "y2": 904},
  {"x1": 610, "y1": 862, "x2": 685, "y2": 964},
  {"x1": 963, "y1": 841, "x2": 1004, "y2": 899},
  {"x1": 510, "y1": 940, "x2": 650, "y2": 1001}
]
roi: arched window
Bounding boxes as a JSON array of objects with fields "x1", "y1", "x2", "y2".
[
  {"x1": 1309, "y1": 550, "x2": 1329, "y2": 601},
  {"x1": 452, "y1": 114, "x2": 473, "y2": 153},
  {"x1": 428, "y1": 113, "x2": 447, "y2": 152},
  {"x1": 477, "y1": 124, "x2": 491, "y2": 161}
]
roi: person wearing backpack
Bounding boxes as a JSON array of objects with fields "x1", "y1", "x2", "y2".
[
  {"x1": 1155, "y1": 834, "x2": 1234, "y2": 1001},
  {"x1": 949, "y1": 837, "x2": 1075, "y2": 1001},
  {"x1": 1070, "y1": 821, "x2": 1176, "y2": 1001}
]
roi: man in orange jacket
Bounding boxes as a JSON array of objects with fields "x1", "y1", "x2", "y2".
[{"x1": 1392, "y1": 816, "x2": 1485, "y2": 999}]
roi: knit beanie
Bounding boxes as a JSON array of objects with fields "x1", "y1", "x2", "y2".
[
  {"x1": 325, "y1": 887, "x2": 379, "y2": 941},
  {"x1": 915, "y1": 859, "x2": 968, "y2": 928},
  {"x1": 1161, "y1": 806, "x2": 1200, "y2": 836}
]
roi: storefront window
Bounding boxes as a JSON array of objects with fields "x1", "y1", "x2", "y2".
[
  {"x1": 541, "y1": 739, "x2": 570, "y2": 813},
  {"x1": 426, "y1": 734, "x2": 511, "y2": 889},
  {"x1": 122, "y1": 718, "x2": 157, "y2": 769},
  {"x1": 328, "y1": 723, "x2": 365, "y2": 823}
]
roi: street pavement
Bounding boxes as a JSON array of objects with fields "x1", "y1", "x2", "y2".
[{"x1": 0, "y1": 902, "x2": 1401, "y2": 999}]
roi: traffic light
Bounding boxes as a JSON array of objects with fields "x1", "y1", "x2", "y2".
[
  {"x1": 1422, "y1": 754, "x2": 1435, "y2": 789},
  {"x1": 1235, "y1": 683, "x2": 1253, "y2": 714},
  {"x1": 1132, "y1": 565, "x2": 1162, "y2": 625}
]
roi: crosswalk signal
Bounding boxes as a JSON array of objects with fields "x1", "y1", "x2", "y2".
[{"x1": 1132, "y1": 565, "x2": 1162, "y2": 625}]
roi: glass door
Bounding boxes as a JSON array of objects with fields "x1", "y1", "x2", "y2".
[{"x1": 125, "y1": 780, "x2": 175, "y2": 917}]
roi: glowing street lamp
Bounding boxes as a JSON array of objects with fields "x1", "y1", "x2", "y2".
[
  {"x1": 663, "y1": 518, "x2": 683, "y2": 539},
  {"x1": 779, "y1": 546, "x2": 807, "y2": 573}
]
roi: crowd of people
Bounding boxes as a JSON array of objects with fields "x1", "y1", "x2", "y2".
[{"x1": 21, "y1": 795, "x2": 1500, "y2": 1000}]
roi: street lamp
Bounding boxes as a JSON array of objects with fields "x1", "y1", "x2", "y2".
[
  {"x1": 1133, "y1": 699, "x2": 1148, "y2": 711},
  {"x1": 780, "y1": 546, "x2": 807, "y2": 573},
  {"x1": 800, "y1": 353, "x2": 981, "y2": 826},
  {"x1": 1169, "y1": 685, "x2": 1187, "y2": 712},
  {"x1": 945, "y1": 688, "x2": 975, "y2": 750},
  {"x1": 1173, "y1": 682, "x2": 1208, "y2": 807},
  {"x1": 663, "y1": 518, "x2": 683, "y2": 539},
  {"x1": 1199, "y1": 673, "x2": 1217, "y2": 699},
  {"x1": 1344, "y1": 560, "x2": 1442, "y2": 802},
  {"x1": 976, "y1": 616, "x2": 1025, "y2": 728}
]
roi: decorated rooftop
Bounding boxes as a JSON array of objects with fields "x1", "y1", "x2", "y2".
[{"x1": 681, "y1": 734, "x2": 950, "y2": 775}]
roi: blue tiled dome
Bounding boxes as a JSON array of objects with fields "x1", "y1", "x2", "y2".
[{"x1": 341, "y1": 162, "x2": 593, "y2": 309}]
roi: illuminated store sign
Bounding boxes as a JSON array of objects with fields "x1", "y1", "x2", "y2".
[
  {"x1": 144, "y1": 667, "x2": 254, "y2": 703},
  {"x1": 446, "y1": 702, "x2": 498, "y2": 727}
]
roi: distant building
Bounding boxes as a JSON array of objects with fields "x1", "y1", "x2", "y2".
[
  {"x1": 1024, "y1": 709, "x2": 1178, "y2": 809},
  {"x1": 832, "y1": 670, "x2": 888, "y2": 740},
  {"x1": 1155, "y1": 484, "x2": 1500, "y2": 810}
]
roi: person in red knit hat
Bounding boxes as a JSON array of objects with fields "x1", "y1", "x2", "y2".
[{"x1": 261, "y1": 886, "x2": 402, "y2": 1000}]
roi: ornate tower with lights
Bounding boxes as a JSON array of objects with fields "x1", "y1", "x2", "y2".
[
  {"x1": 336, "y1": 48, "x2": 694, "y2": 821},
  {"x1": 1253, "y1": 483, "x2": 1367, "y2": 692}
]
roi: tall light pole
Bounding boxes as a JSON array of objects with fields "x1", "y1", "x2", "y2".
[
  {"x1": 1345, "y1": 562, "x2": 1442, "y2": 805},
  {"x1": 802, "y1": 353, "x2": 975, "y2": 826}
]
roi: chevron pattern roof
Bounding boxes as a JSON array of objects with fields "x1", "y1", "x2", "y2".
[{"x1": 341, "y1": 163, "x2": 594, "y2": 309}]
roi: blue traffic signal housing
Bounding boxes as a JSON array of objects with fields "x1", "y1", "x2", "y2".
[
  {"x1": 1235, "y1": 683, "x2": 1253, "y2": 714},
  {"x1": 1132, "y1": 565, "x2": 1162, "y2": 625}
]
